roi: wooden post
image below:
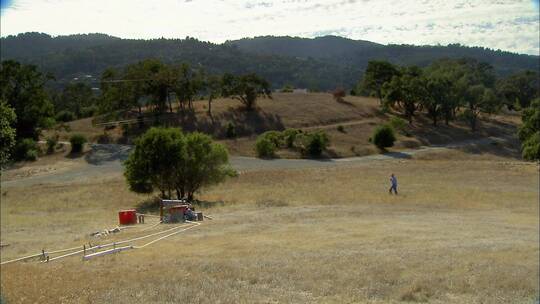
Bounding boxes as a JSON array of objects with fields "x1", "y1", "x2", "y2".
[{"x1": 160, "y1": 200, "x2": 164, "y2": 222}]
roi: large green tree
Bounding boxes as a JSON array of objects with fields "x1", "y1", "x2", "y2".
[
  {"x1": 124, "y1": 127, "x2": 234, "y2": 201},
  {"x1": 361, "y1": 61, "x2": 400, "y2": 103},
  {"x1": 204, "y1": 74, "x2": 222, "y2": 116},
  {"x1": 382, "y1": 66, "x2": 426, "y2": 124},
  {"x1": 0, "y1": 100, "x2": 17, "y2": 166},
  {"x1": 422, "y1": 72, "x2": 455, "y2": 126},
  {"x1": 221, "y1": 73, "x2": 272, "y2": 111},
  {"x1": 497, "y1": 70, "x2": 540, "y2": 110},
  {"x1": 56, "y1": 82, "x2": 94, "y2": 118},
  {"x1": 172, "y1": 63, "x2": 204, "y2": 111},
  {"x1": 518, "y1": 98, "x2": 540, "y2": 161},
  {"x1": 99, "y1": 59, "x2": 174, "y2": 115},
  {"x1": 461, "y1": 84, "x2": 499, "y2": 132},
  {"x1": 0, "y1": 60, "x2": 55, "y2": 139}
]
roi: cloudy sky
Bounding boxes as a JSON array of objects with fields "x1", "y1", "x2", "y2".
[{"x1": 1, "y1": 0, "x2": 539, "y2": 55}]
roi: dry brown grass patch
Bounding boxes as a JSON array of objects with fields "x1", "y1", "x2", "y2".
[{"x1": 1, "y1": 158, "x2": 538, "y2": 303}]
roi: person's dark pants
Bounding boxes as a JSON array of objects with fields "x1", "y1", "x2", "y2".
[{"x1": 389, "y1": 185, "x2": 398, "y2": 194}]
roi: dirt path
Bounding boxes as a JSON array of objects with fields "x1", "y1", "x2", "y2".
[{"x1": 1, "y1": 136, "x2": 515, "y2": 188}]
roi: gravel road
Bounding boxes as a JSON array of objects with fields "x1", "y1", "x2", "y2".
[{"x1": 1, "y1": 136, "x2": 513, "y2": 188}]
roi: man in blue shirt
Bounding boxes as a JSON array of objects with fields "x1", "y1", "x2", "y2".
[{"x1": 389, "y1": 173, "x2": 398, "y2": 195}]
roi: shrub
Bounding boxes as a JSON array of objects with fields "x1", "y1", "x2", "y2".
[
  {"x1": 332, "y1": 87, "x2": 346, "y2": 102},
  {"x1": 261, "y1": 131, "x2": 283, "y2": 147},
  {"x1": 302, "y1": 131, "x2": 329, "y2": 157},
  {"x1": 255, "y1": 136, "x2": 276, "y2": 158},
  {"x1": 372, "y1": 124, "x2": 396, "y2": 150},
  {"x1": 80, "y1": 105, "x2": 98, "y2": 118},
  {"x1": 389, "y1": 117, "x2": 407, "y2": 133},
  {"x1": 69, "y1": 134, "x2": 87, "y2": 153},
  {"x1": 281, "y1": 84, "x2": 294, "y2": 93},
  {"x1": 282, "y1": 128, "x2": 301, "y2": 148},
  {"x1": 14, "y1": 138, "x2": 39, "y2": 161},
  {"x1": 25, "y1": 149, "x2": 38, "y2": 161},
  {"x1": 226, "y1": 122, "x2": 236, "y2": 138},
  {"x1": 337, "y1": 125, "x2": 345, "y2": 133},
  {"x1": 55, "y1": 110, "x2": 75, "y2": 122},
  {"x1": 46, "y1": 135, "x2": 59, "y2": 154}
]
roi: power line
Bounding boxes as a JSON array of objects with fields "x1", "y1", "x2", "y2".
[{"x1": 51, "y1": 78, "x2": 156, "y2": 85}]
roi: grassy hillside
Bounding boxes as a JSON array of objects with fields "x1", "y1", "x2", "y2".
[
  {"x1": 45, "y1": 93, "x2": 521, "y2": 158},
  {"x1": 1, "y1": 151, "x2": 537, "y2": 303}
]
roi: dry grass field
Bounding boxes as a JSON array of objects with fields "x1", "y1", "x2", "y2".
[
  {"x1": 44, "y1": 93, "x2": 521, "y2": 158},
  {"x1": 1, "y1": 148, "x2": 538, "y2": 303}
]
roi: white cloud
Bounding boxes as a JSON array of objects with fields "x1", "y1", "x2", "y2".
[{"x1": 1, "y1": 0, "x2": 538, "y2": 55}]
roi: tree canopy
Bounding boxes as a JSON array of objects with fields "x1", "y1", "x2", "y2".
[
  {"x1": 361, "y1": 61, "x2": 400, "y2": 102},
  {"x1": 518, "y1": 98, "x2": 540, "y2": 161},
  {"x1": 0, "y1": 60, "x2": 55, "y2": 140},
  {"x1": 124, "y1": 127, "x2": 235, "y2": 201},
  {"x1": 497, "y1": 70, "x2": 540, "y2": 110},
  {"x1": 0, "y1": 101, "x2": 17, "y2": 166},
  {"x1": 221, "y1": 73, "x2": 272, "y2": 110}
]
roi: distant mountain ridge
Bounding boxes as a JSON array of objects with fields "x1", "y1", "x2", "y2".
[
  {"x1": 227, "y1": 35, "x2": 538, "y2": 75},
  {"x1": 1, "y1": 32, "x2": 538, "y2": 90},
  {"x1": 226, "y1": 35, "x2": 383, "y2": 59}
]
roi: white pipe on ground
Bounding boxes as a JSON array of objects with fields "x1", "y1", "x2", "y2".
[
  {"x1": 133, "y1": 222, "x2": 200, "y2": 249},
  {"x1": 1, "y1": 213, "x2": 208, "y2": 264},
  {"x1": 82, "y1": 246, "x2": 134, "y2": 260}
]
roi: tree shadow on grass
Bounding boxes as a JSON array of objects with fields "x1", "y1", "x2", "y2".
[
  {"x1": 193, "y1": 200, "x2": 225, "y2": 209},
  {"x1": 336, "y1": 98, "x2": 356, "y2": 107},
  {"x1": 452, "y1": 139, "x2": 522, "y2": 159},
  {"x1": 383, "y1": 151, "x2": 412, "y2": 159},
  {"x1": 65, "y1": 150, "x2": 87, "y2": 159},
  {"x1": 84, "y1": 144, "x2": 132, "y2": 165},
  {"x1": 136, "y1": 197, "x2": 161, "y2": 214}
]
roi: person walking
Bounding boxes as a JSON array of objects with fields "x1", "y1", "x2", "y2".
[{"x1": 389, "y1": 173, "x2": 398, "y2": 195}]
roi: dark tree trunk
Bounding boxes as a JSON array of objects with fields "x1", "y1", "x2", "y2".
[
  {"x1": 470, "y1": 115, "x2": 477, "y2": 132},
  {"x1": 376, "y1": 90, "x2": 382, "y2": 105}
]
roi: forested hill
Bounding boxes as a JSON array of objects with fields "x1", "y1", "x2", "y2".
[
  {"x1": 228, "y1": 36, "x2": 539, "y2": 76},
  {"x1": 1, "y1": 32, "x2": 538, "y2": 90}
]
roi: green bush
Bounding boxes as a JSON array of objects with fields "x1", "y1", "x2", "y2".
[
  {"x1": 282, "y1": 128, "x2": 301, "y2": 148},
  {"x1": 69, "y1": 134, "x2": 87, "y2": 153},
  {"x1": 302, "y1": 131, "x2": 329, "y2": 157},
  {"x1": 80, "y1": 105, "x2": 98, "y2": 118},
  {"x1": 14, "y1": 138, "x2": 39, "y2": 161},
  {"x1": 46, "y1": 135, "x2": 59, "y2": 154},
  {"x1": 281, "y1": 84, "x2": 294, "y2": 93},
  {"x1": 25, "y1": 149, "x2": 38, "y2": 161},
  {"x1": 226, "y1": 122, "x2": 236, "y2": 138},
  {"x1": 55, "y1": 110, "x2": 75, "y2": 122},
  {"x1": 261, "y1": 131, "x2": 283, "y2": 147},
  {"x1": 255, "y1": 136, "x2": 276, "y2": 158},
  {"x1": 337, "y1": 125, "x2": 345, "y2": 133},
  {"x1": 389, "y1": 117, "x2": 407, "y2": 133},
  {"x1": 372, "y1": 124, "x2": 396, "y2": 150}
]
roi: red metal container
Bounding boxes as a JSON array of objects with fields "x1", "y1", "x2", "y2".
[{"x1": 118, "y1": 209, "x2": 137, "y2": 225}]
